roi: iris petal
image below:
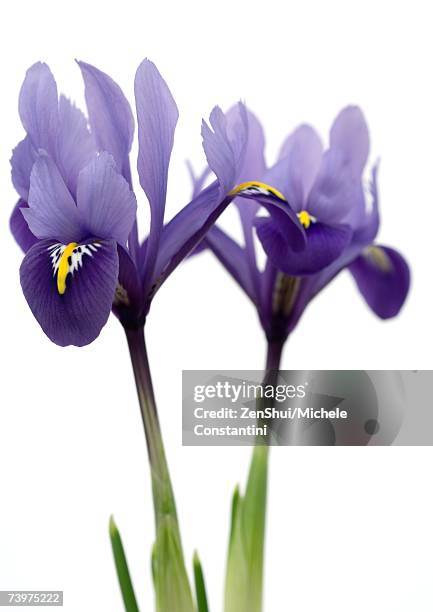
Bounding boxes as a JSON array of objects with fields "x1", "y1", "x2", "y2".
[{"x1": 20, "y1": 238, "x2": 119, "y2": 347}]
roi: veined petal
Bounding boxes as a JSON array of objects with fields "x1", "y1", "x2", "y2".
[
  {"x1": 57, "y1": 95, "x2": 96, "y2": 195},
  {"x1": 256, "y1": 219, "x2": 352, "y2": 276},
  {"x1": 134, "y1": 59, "x2": 179, "y2": 285},
  {"x1": 306, "y1": 147, "x2": 363, "y2": 224},
  {"x1": 23, "y1": 154, "x2": 83, "y2": 244},
  {"x1": 76, "y1": 152, "x2": 137, "y2": 246},
  {"x1": 228, "y1": 107, "x2": 266, "y2": 181},
  {"x1": 348, "y1": 245, "x2": 410, "y2": 318},
  {"x1": 20, "y1": 238, "x2": 119, "y2": 346},
  {"x1": 10, "y1": 200, "x2": 38, "y2": 253},
  {"x1": 18, "y1": 62, "x2": 59, "y2": 155},
  {"x1": 275, "y1": 124, "x2": 323, "y2": 210},
  {"x1": 330, "y1": 106, "x2": 370, "y2": 175},
  {"x1": 11, "y1": 136, "x2": 37, "y2": 201},
  {"x1": 77, "y1": 60, "x2": 134, "y2": 180},
  {"x1": 202, "y1": 103, "x2": 248, "y2": 198}
]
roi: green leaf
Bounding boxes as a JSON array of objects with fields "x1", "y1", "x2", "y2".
[
  {"x1": 193, "y1": 551, "x2": 209, "y2": 612},
  {"x1": 109, "y1": 516, "x2": 140, "y2": 612},
  {"x1": 224, "y1": 445, "x2": 269, "y2": 612},
  {"x1": 152, "y1": 515, "x2": 196, "y2": 612}
]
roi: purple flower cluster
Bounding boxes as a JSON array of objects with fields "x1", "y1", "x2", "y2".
[{"x1": 10, "y1": 60, "x2": 409, "y2": 347}]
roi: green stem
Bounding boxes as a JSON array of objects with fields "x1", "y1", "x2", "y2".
[{"x1": 125, "y1": 326, "x2": 177, "y2": 526}]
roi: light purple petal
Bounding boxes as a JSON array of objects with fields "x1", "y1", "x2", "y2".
[
  {"x1": 10, "y1": 136, "x2": 37, "y2": 201},
  {"x1": 330, "y1": 106, "x2": 370, "y2": 175},
  {"x1": 10, "y1": 200, "x2": 38, "y2": 253},
  {"x1": 23, "y1": 154, "x2": 83, "y2": 243},
  {"x1": 76, "y1": 152, "x2": 137, "y2": 246},
  {"x1": 57, "y1": 95, "x2": 96, "y2": 195},
  {"x1": 20, "y1": 238, "x2": 119, "y2": 346},
  {"x1": 77, "y1": 60, "x2": 134, "y2": 180},
  {"x1": 18, "y1": 62, "x2": 58, "y2": 154},
  {"x1": 273, "y1": 124, "x2": 323, "y2": 211},
  {"x1": 201, "y1": 103, "x2": 248, "y2": 198},
  {"x1": 228, "y1": 107, "x2": 266, "y2": 181},
  {"x1": 306, "y1": 148, "x2": 363, "y2": 223},
  {"x1": 205, "y1": 225, "x2": 256, "y2": 302},
  {"x1": 134, "y1": 59, "x2": 179, "y2": 287},
  {"x1": 256, "y1": 219, "x2": 352, "y2": 276},
  {"x1": 348, "y1": 245, "x2": 410, "y2": 318}
]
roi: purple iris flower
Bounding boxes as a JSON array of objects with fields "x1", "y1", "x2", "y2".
[
  {"x1": 10, "y1": 61, "x2": 303, "y2": 347},
  {"x1": 191, "y1": 107, "x2": 410, "y2": 343}
]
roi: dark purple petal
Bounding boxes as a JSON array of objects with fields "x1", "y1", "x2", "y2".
[
  {"x1": 330, "y1": 106, "x2": 370, "y2": 175},
  {"x1": 348, "y1": 245, "x2": 410, "y2": 318},
  {"x1": 20, "y1": 238, "x2": 119, "y2": 346},
  {"x1": 10, "y1": 200, "x2": 38, "y2": 252},
  {"x1": 257, "y1": 219, "x2": 352, "y2": 276},
  {"x1": 274, "y1": 124, "x2": 323, "y2": 211},
  {"x1": 10, "y1": 136, "x2": 37, "y2": 201},
  {"x1": 23, "y1": 154, "x2": 83, "y2": 243},
  {"x1": 57, "y1": 95, "x2": 96, "y2": 195},
  {"x1": 204, "y1": 225, "x2": 256, "y2": 301},
  {"x1": 18, "y1": 62, "x2": 59, "y2": 155},
  {"x1": 112, "y1": 246, "x2": 144, "y2": 327},
  {"x1": 77, "y1": 60, "x2": 134, "y2": 180},
  {"x1": 201, "y1": 103, "x2": 248, "y2": 198},
  {"x1": 134, "y1": 59, "x2": 179, "y2": 287},
  {"x1": 76, "y1": 152, "x2": 137, "y2": 246}
]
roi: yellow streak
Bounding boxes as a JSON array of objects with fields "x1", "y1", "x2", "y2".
[
  {"x1": 229, "y1": 181, "x2": 286, "y2": 201},
  {"x1": 57, "y1": 242, "x2": 77, "y2": 295},
  {"x1": 298, "y1": 210, "x2": 311, "y2": 229}
]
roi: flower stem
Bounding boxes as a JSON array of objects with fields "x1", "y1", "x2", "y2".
[
  {"x1": 124, "y1": 326, "x2": 195, "y2": 612},
  {"x1": 224, "y1": 338, "x2": 285, "y2": 612}
]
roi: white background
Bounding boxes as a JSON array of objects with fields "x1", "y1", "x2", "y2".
[{"x1": 0, "y1": 1, "x2": 432, "y2": 610}]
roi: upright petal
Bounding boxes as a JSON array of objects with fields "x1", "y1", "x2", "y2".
[
  {"x1": 18, "y1": 62, "x2": 58, "y2": 155},
  {"x1": 202, "y1": 103, "x2": 248, "y2": 198},
  {"x1": 10, "y1": 200, "x2": 38, "y2": 252},
  {"x1": 23, "y1": 154, "x2": 83, "y2": 243},
  {"x1": 348, "y1": 245, "x2": 410, "y2": 318},
  {"x1": 77, "y1": 60, "x2": 134, "y2": 180},
  {"x1": 330, "y1": 106, "x2": 370, "y2": 175},
  {"x1": 76, "y1": 152, "x2": 137, "y2": 246},
  {"x1": 57, "y1": 95, "x2": 96, "y2": 195},
  {"x1": 276, "y1": 124, "x2": 323, "y2": 210},
  {"x1": 10, "y1": 136, "x2": 37, "y2": 201},
  {"x1": 20, "y1": 238, "x2": 119, "y2": 346},
  {"x1": 134, "y1": 59, "x2": 179, "y2": 286},
  {"x1": 227, "y1": 107, "x2": 266, "y2": 181}
]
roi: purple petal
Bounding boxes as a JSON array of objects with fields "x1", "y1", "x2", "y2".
[
  {"x1": 20, "y1": 238, "x2": 119, "y2": 346},
  {"x1": 306, "y1": 148, "x2": 363, "y2": 224},
  {"x1": 77, "y1": 60, "x2": 134, "y2": 180},
  {"x1": 228, "y1": 107, "x2": 266, "y2": 181},
  {"x1": 257, "y1": 220, "x2": 352, "y2": 276},
  {"x1": 330, "y1": 106, "x2": 370, "y2": 175},
  {"x1": 18, "y1": 62, "x2": 59, "y2": 154},
  {"x1": 274, "y1": 124, "x2": 323, "y2": 210},
  {"x1": 11, "y1": 136, "x2": 37, "y2": 201},
  {"x1": 10, "y1": 200, "x2": 38, "y2": 252},
  {"x1": 348, "y1": 245, "x2": 410, "y2": 318},
  {"x1": 205, "y1": 225, "x2": 256, "y2": 301},
  {"x1": 134, "y1": 59, "x2": 179, "y2": 287},
  {"x1": 201, "y1": 103, "x2": 248, "y2": 197},
  {"x1": 23, "y1": 154, "x2": 83, "y2": 243},
  {"x1": 57, "y1": 95, "x2": 96, "y2": 195},
  {"x1": 112, "y1": 246, "x2": 143, "y2": 326},
  {"x1": 76, "y1": 152, "x2": 137, "y2": 246}
]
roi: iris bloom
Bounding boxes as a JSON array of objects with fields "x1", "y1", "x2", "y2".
[
  {"x1": 10, "y1": 61, "x2": 301, "y2": 347},
  {"x1": 191, "y1": 107, "x2": 410, "y2": 345}
]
